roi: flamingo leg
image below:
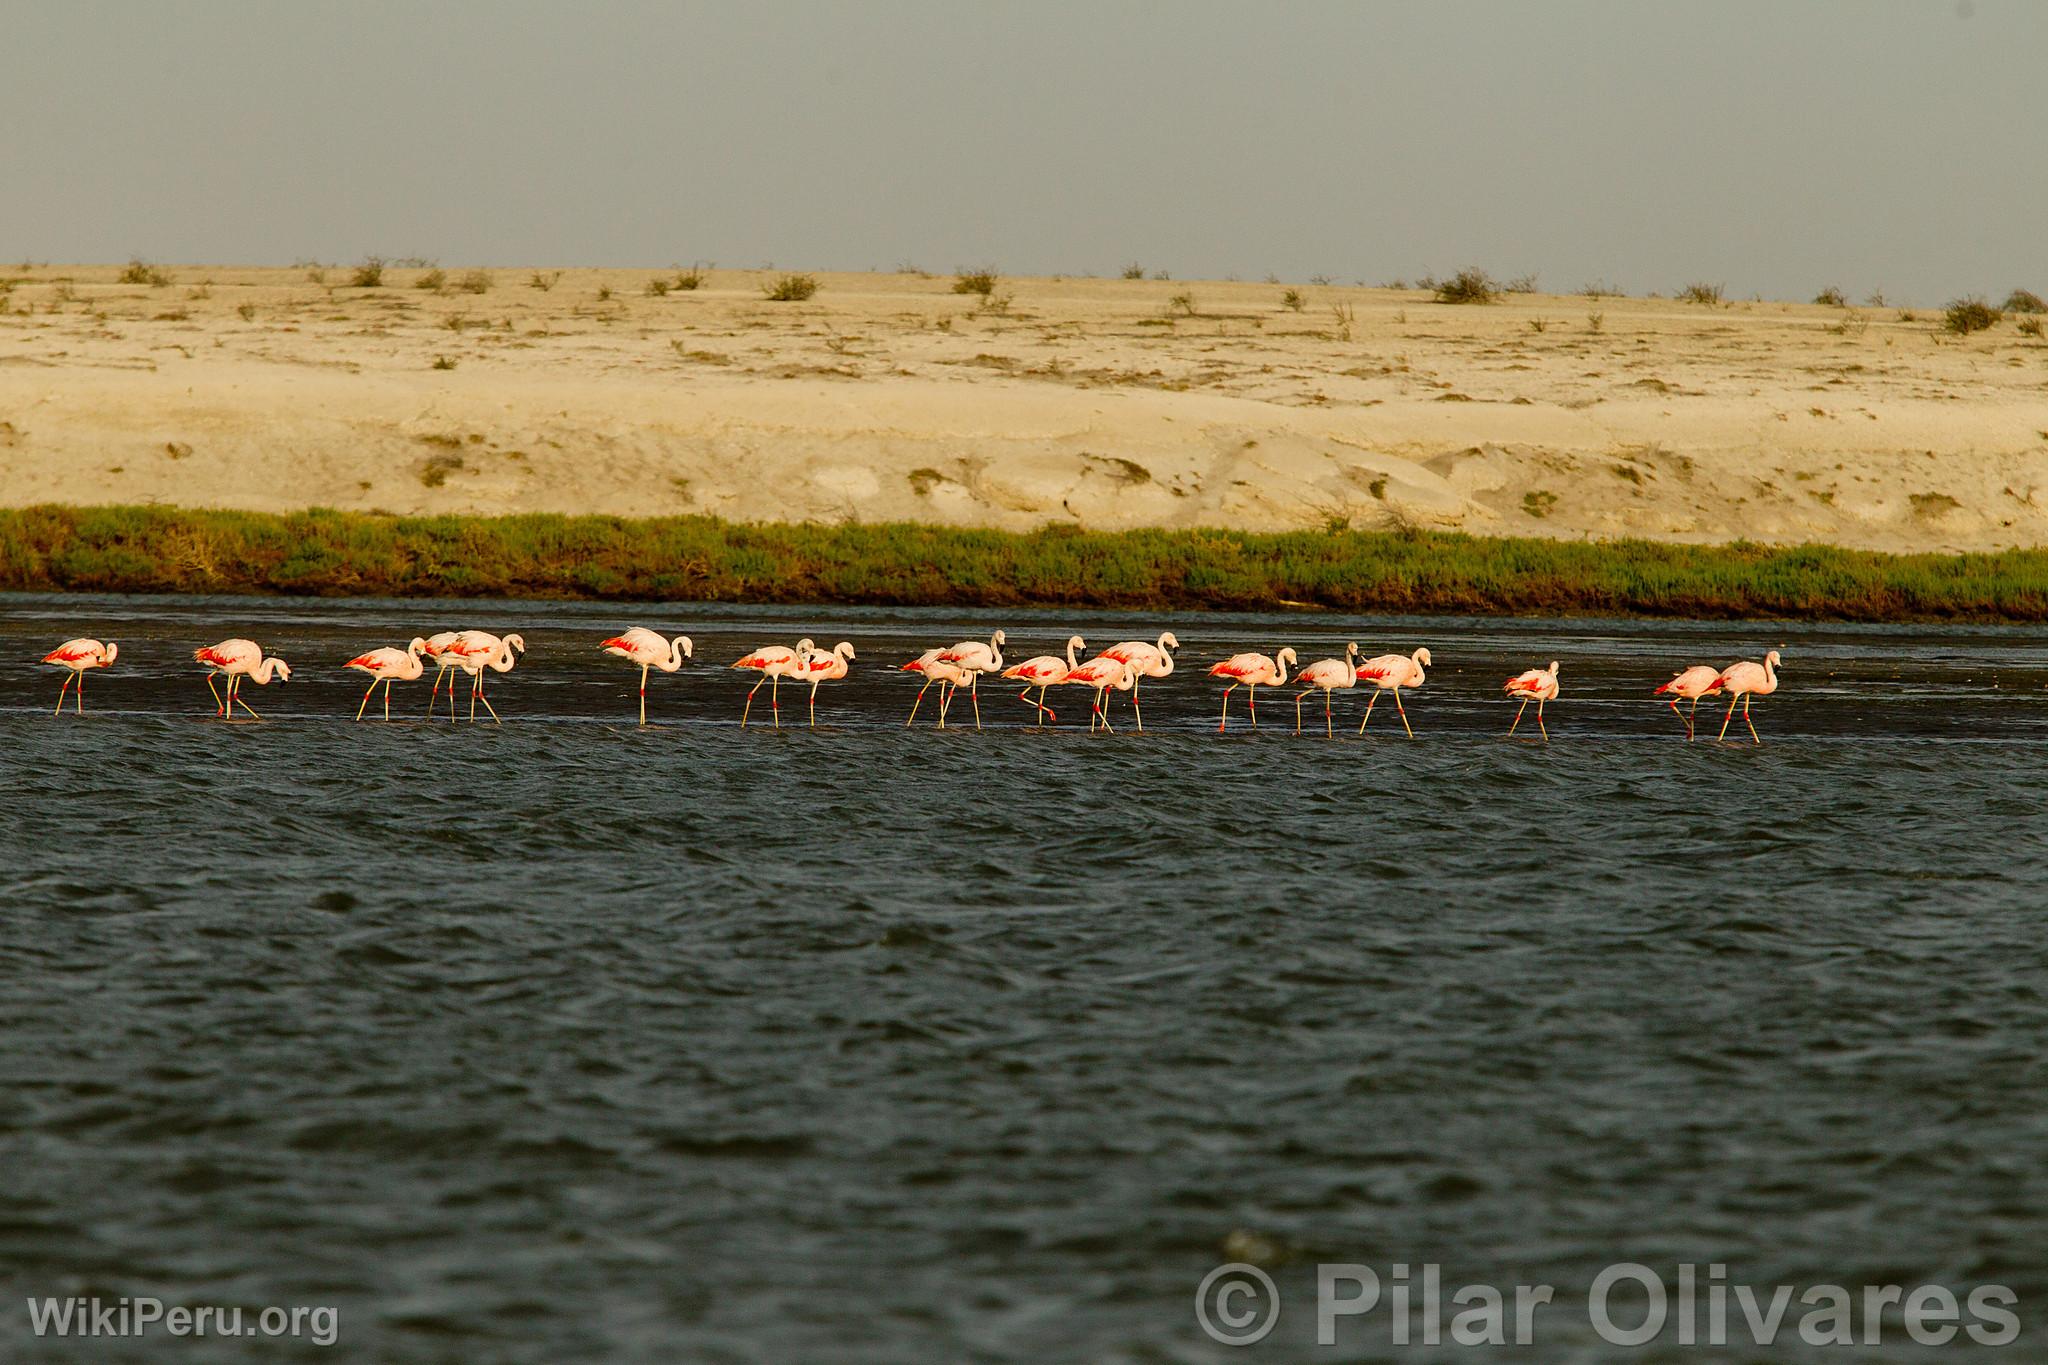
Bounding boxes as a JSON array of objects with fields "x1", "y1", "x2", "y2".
[
  {"x1": 1326, "y1": 688, "x2": 1334, "y2": 739},
  {"x1": 1357, "y1": 690, "x2": 1378, "y2": 734},
  {"x1": 742, "y1": 676, "x2": 763, "y2": 728},
  {"x1": 75, "y1": 670, "x2": 85, "y2": 715},
  {"x1": 1218, "y1": 684, "x2": 1234, "y2": 732},
  {"x1": 1248, "y1": 684, "x2": 1259, "y2": 727},
  {"x1": 937, "y1": 682, "x2": 951, "y2": 729},
  {"x1": 1666, "y1": 697, "x2": 1689, "y2": 737},
  {"x1": 1130, "y1": 679, "x2": 1143, "y2": 733},
  {"x1": 232, "y1": 678, "x2": 263, "y2": 721},
  {"x1": 1718, "y1": 693, "x2": 1739, "y2": 742},
  {"x1": 469, "y1": 671, "x2": 479, "y2": 722},
  {"x1": 1688, "y1": 695, "x2": 1701, "y2": 741},
  {"x1": 907, "y1": 679, "x2": 932, "y2": 727},
  {"x1": 476, "y1": 686, "x2": 502, "y2": 724},
  {"x1": 1295, "y1": 689, "x2": 1307, "y2": 734},
  {"x1": 355, "y1": 678, "x2": 377, "y2": 721},
  {"x1": 1039, "y1": 686, "x2": 1056, "y2": 725},
  {"x1": 1509, "y1": 696, "x2": 1529, "y2": 735},
  {"x1": 771, "y1": 674, "x2": 781, "y2": 729},
  {"x1": 1095, "y1": 687, "x2": 1114, "y2": 734},
  {"x1": 384, "y1": 679, "x2": 394, "y2": 720},
  {"x1": 640, "y1": 662, "x2": 649, "y2": 726},
  {"x1": 970, "y1": 677, "x2": 982, "y2": 731},
  {"x1": 206, "y1": 672, "x2": 223, "y2": 717},
  {"x1": 1536, "y1": 698, "x2": 1548, "y2": 741},
  {"x1": 809, "y1": 680, "x2": 820, "y2": 728},
  {"x1": 1394, "y1": 689, "x2": 1413, "y2": 739},
  {"x1": 1743, "y1": 694, "x2": 1760, "y2": 744},
  {"x1": 54, "y1": 672, "x2": 72, "y2": 716}
]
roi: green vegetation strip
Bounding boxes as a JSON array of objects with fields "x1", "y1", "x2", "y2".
[{"x1": 3, "y1": 506, "x2": 2045, "y2": 620}]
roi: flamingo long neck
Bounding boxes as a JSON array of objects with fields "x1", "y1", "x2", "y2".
[
  {"x1": 1272, "y1": 651, "x2": 1291, "y2": 686},
  {"x1": 252, "y1": 657, "x2": 280, "y2": 684},
  {"x1": 1762, "y1": 654, "x2": 1777, "y2": 689},
  {"x1": 1066, "y1": 637, "x2": 1081, "y2": 670},
  {"x1": 666, "y1": 637, "x2": 689, "y2": 671}
]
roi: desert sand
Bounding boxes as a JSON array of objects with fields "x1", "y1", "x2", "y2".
[{"x1": 1, "y1": 264, "x2": 2044, "y2": 552}]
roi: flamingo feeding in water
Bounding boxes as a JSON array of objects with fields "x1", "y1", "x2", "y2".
[
  {"x1": 344, "y1": 637, "x2": 429, "y2": 720},
  {"x1": 937, "y1": 630, "x2": 1005, "y2": 730},
  {"x1": 1063, "y1": 652, "x2": 1137, "y2": 732},
  {"x1": 600, "y1": 628, "x2": 694, "y2": 725},
  {"x1": 1208, "y1": 648, "x2": 1295, "y2": 732},
  {"x1": 1709, "y1": 649, "x2": 1782, "y2": 743},
  {"x1": 1503, "y1": 661, "x2": 1560, "y2": 740},
  {"x1": 194, "y1": 639, "x2": 293, "y2": 720},
  {"x1": 422, "y1": 631, "x2": 465, "y2": 718},
  {"x1": 733, "y1": 639, "x2": 814, "y2": 729},
  {"x1": 793, "y1": 641, "x2": 856, "y2": 727},
  {"x1": 1356, "y1": 647, "x2": 1431, "y2": 737},
  {"x1": 902, "y1": 649, "x2": 973, "y2": 728},
  {"x1": 1100, "y1": 631, "x2": 1177, "y2": 731},
  {"x1": 1002, "y1": 635, "x2": 1084, "y2": 727},
  {"x1": 41, "y1": 638, "x2": 117, "y2": 716},
  {"x1": 1653, "y1": 664, "x2": 1722, "y2": 740},
  {"x1": 1292, "y1": 643, "x2": 1360, "y2": 737},
  {"x1": 444, "y1": 631, "x2": 525, "y2": 723}
]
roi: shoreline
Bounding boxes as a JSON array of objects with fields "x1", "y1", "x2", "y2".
[{"x1": 5, "y1": 506, "x2": 2046, "y2": 622}]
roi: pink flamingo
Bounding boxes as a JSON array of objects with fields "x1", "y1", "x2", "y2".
[
  {"x1": 937, "y1": 629, "x2": 1006, "y2": 730},
  {"x1": 1208, "y1": 648, "x2": 1295, "y2": 732},
  {"x1": 733, "y1": 638, "x2": 814, "y2": 729},
  {"x1": 793, "y1": 641, "x2": 856, "y2": 727},
  {"x1": 903, "y1": 649, "x2": 974, "y2": 728},
  {"x1": 1709, "y1": 649, "x2": 1782, "y2": 743},
  {"x1": 600, "y1": 628, "x2": 694, "y2": 725},
  {"x1": 1355, "y1": 647, "x2": 1431, "y2": 737},
  {"x1": 1653, "y1": 664, "x2": 1722, "y2": 740},
  {"x1": 42, "y1": 638, "x2": 117, "y2": 716},
  {"x1": 1503, "y1": 661, "x2": 1560, "y2": 740},
  {"x1": 1002, "y1": 635, "x2": 1085, "y2": 727},
  {"x1": 194, "y1": 639, "x2": 293, "y2": 720},
  {"x1": 1100, "y1": 631, "x2": 1177, "y2": 731},
  {"x1": 1292, "y1": 643, "x2": 1360, "y2": 737},
  {"x1": 1063, "y1": 653, "x2": 1137, "y2": 732},
  {"x1": 422, "y1": 630, "x2": 464, "y2": 718},
  {"x1": 444, "y1": 631, "x2": 525, "y2": 723},
  {"x1": 344, "y1": 637, "x2": 429, "y2": 720}
]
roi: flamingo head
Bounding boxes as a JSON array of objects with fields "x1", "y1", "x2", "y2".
[
  {"x1": 834, "y1": 641, "x2": 856, "y2": 661},
  {"x1": 1159, "y1": 631, "x2": 1179, "y2": 651},
  {"x1": 1413, "y1": 647, "x2": 1432, "y2": 668},
  {"x1": 503, "y1": 634, "x2": 527, "y2": 655},
  {"x1": 406, "y1": 637, "x2": 430, "y2": 656},
  {"x1": 1548, "y1": 661, "x2": 1561, "y2": 675},
  {"x1": 990, "y1": 628, "x2": 1006, "y2": 646},
  {"x1": 103, "y1": 642, "x2": 119, "y2": 664},
  {"x1": 272, "y1": 659, "x2": 294, "y2": 683},
  {"x1": 677, "y1": 636, "x2": 694, "y2": 659},
  {"x1": 1277, "y1": 647, "x2": 1298, "y2": 666},
  {"x1": 1344, "y1": 641, "x2": 1359, "y2": 659},
  {"x1": 795, "y1": 637, "x2": 816, "y2": 654},
  {"x1": 1764, "y1": 649, "x2": 1782, "y2": 667}
]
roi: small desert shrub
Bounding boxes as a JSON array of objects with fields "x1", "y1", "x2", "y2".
[
  {"x1": 1330, "y1": 302, "x2": 1355, "y2": 342},
  {"x1": 1280, "y1": 288, "x2": 1306, "y2": 311},
  {"x1": 528, "y1": 270, "x2": 561, "y2": 292},
  {"x1": 303, "y1": 265, "x2": 328, "y2": 285},
  {"x1": 596, "y1": 285, "x2": 614, "y2": 301},
  {"x1": 415, "y1": 268, "x2": 446, "y2": 292},
  {"x1": 952, "y1": 267, "x2": 999, "y2": 296},
  {"x1": 2018, "y1": 317, "x2": 2044, "y2": 339},
  {"x1": 350, "y1": 257, "x2": 386, "y2": 288},
  {"x1": 1503, "y1": 273, "x2": 1538, "y2": 294},
  {"x1": 645, "y1": 276, "x2": 672, "y2": 297},
  {"x1": 1586, "y1": 311, "x2": 1604, "y2": 333},
  {"x1": 977, "y1": 291, "x2": 1013, "y2": 316},
  {"x1": 236, "y1": 303, "x2": 256, "y2": 321},
  {"x1": 1677, "y1": 281, "x2": 1724, "y2": 306},
  {"x1": 1864, "y1": 289, "x2": 1887, "y2": 307},
  {"x1": 1433, "y1": 268, "x2": 1498, "y2": 304},
  {"x1": 1167, "y1": 291, "x2": 1196, "y2": 316},
  {"x1": 1120, "y1": 262, "x2": 1146, "y2": 280},
  {"x1": 2003, "y1": 289, "x2": 2046, "y2": 314},
  {"x1": 119, "y1": 259, "x2": 173, "y2": 287},
  {"x1": 763, "y1": 273, "x2": 818, "y2": 302},
  {"x1": 457, "y1": 269, "x2": 492, "y2": 294},
  {"x1": 673, "y1": 266, "x2": 706, "y2": 291},
  {"x1": 1813, "y1": 286, "x2": 1847, "y2": 307},
  {"x1": 431, "y1": 355, "x2": 458, "y2": 370},
  {"x1": 1943, "y1": 297, "x2": 2000, "y2": 335}
]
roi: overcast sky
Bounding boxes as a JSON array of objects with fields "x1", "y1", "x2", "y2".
[{"x1": 4, "y1": 0, "x2": 2040, "y2": 303}]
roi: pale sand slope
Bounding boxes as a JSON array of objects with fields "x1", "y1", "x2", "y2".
[{"x1": 2, "y1": 266, "x2": 2045, "y2": 551}]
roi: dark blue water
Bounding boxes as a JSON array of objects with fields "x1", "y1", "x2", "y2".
[{"x1": 4, "y1": 594, "x2": 2048, "y2": 1361}]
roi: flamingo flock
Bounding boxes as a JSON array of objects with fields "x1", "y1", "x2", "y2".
[{"x1": 32, "y1": 627, "x2": 1795, "y2": 742}]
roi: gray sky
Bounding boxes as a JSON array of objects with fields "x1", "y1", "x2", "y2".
[{"x1": 4, "y1": 0, "x2": 2041, "y2": 303}]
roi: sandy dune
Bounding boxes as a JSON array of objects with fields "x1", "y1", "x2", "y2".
[{"x1": 2, "y1": 264, "x2": 2044, "y2": 551}]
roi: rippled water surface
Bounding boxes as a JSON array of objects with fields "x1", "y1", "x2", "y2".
[{"x1": 4, "y1": 594, "x2": 2048, "y2": 1361}]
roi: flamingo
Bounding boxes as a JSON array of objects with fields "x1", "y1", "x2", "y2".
[
  {"x1": 41, "y1": 638, "x2": 117, "y2": 716},
  {"x1": 901, "y1": 649, "x2": 972, "y2": 728},
  {"x1": 937, "y1": 629, "x2": 1006, "y2": 730},
  {"x1": 600, "y1": 628, "x2": 694, "y2": 725},
  {"x1": 194, "y1": 639, "x2": 292, "y2": 720},
  {"x1": 1063, "y1": 653, "x2": 1136, "y2": 732},
  {"x1": 1208, "y1": 648, "x2": 1295, "y2": 732},
  {"x1": 793, "y1": 641, "x2": 856, "y2": 727},
  {"x1": 445, "y1": 631, "x2": 525, "y2": 723},
  {"x1": 344, "y1": 637, "x2": 429, "y2": 721},
  {"x1": 1504, "y1": 661, "x2": 1560, "y2": 740},
  {"x1": 733, "y1": 638, "x2": 814, "y2": 729},
  {"x1": 1292, "y1": 643, "x2": 1360, "y2": 737},
  {"x1": 1356, "y1": 647, "x2": 1431, "y2": 737},
  {"x1": 1709, "y1": 649, "x2": 1783, "y2": 743},
  {"x1": 422, "y1": 630, "x2": 464, "y2": 718},
  {"x1": 1100, "y1": 631, "x2": 1177, "y2": 731},
  {"x1": 1002, "y1": 635, "x2": 1085, "y2": 727},
  {"x1": 1653, "y1": 664, "x2": 1722, "y2": 740}
]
